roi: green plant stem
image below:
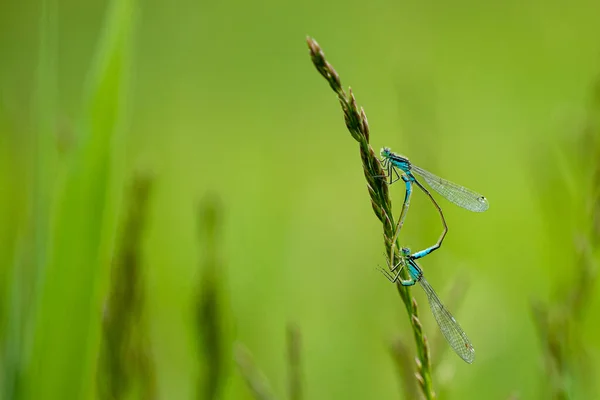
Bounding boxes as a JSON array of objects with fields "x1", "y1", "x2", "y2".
[
  {"x1": 234, "y1": 343, "x2": 277, "y2": 400},
  {"x1": 307, "y1": 36, "x2": 435, "y2": 399},
  {"x1": 286, "y1": 323, "x2": 303, "y2": 400},
  {"x1": 196, "y1": 196, "x2": 226, "y2": 400},
  {"x1": 531, "y1": 79, "x2": 600, "y2": 400},
  {"x1": 389, "y1": 337, "x2": 419, "y2": 399}
]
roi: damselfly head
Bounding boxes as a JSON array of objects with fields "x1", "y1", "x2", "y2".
[
  {"x1": 380, "y1": 147, "x2": 392, "y2": 159},
  {"x1": 401, "y1": 247, "x2": 411, "y2": 256}
]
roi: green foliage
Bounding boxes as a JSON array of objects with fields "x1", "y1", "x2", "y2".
[
  {"x1": 7, "y1": 0, "x2": 136, "y2": 398},
  {"x1": 1, "y1": 0, "x2": 600, "y2": 399}
]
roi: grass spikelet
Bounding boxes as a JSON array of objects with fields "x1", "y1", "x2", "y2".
[{"x1": 307, "y1": 36, "x2": 436, "y2": 399}]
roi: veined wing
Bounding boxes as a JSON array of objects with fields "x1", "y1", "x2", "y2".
[
  {"x1": 419, "y1": 276, "x2": 476, "y2": 364},
  {"x1": 411, "y1": 165, "x2": 489, "y2": 212}
]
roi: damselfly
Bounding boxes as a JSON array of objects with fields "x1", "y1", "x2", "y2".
[
  {"x1": 380, "y1": 147, "x2": 489, "y2": 213},
  {"x1": 380, "y1": 247, "x2": 476, "y2": 364},
  {"x1": 380, "y1": 147, "x2": 489, "y2": 258}
]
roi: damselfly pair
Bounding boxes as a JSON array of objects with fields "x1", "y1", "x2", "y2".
[{"x1": 378, "y1": 147, "x2": 488, "y2": 364}]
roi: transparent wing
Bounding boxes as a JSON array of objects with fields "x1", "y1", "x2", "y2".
[
  {"x1": 419, "y1": 276, "x2": 476, "y2": 364},
  {"x1": 411, "y1": 165, "x2": 489, "y2": 212}
]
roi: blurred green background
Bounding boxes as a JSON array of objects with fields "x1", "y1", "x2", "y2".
[{"x1": 1, "y1": 0, "x2": 600, "y2": 399}]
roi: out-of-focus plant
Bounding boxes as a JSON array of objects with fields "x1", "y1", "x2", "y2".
[
  {"x1": 98, "y1": 174, "x2": 157, "y2": 399},
  {"x1": 531, "y1": 79, "x2": 600, "y2": 399},
  {"x1": 195, "y1": 196, "x2": 235, "y2": 400}
]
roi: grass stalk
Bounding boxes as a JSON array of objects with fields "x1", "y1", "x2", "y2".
[
  {"x1": 307, "y1": 36, "x2": 435, "y2": 399},
  {"x1": 531, "y1": 79, "x2": 600, "y2": 400},
  {"x1": 286, "y1": 323, "x2": 303, "y2": 400},
  {"x1": 389, "y1": 337, "x2": 419, "y2": 399},
  {"x1": 233, "y1": 324, "x2": 302, "y2": 400},
  {"x1": 196, "y1": 196, "x2": 228, "y2": 400},
  {"x1": 98, "y1": 174, "x2": 157, "y2": 399},
  {"x1": 234, "y1": 343, "x2": 278, "y2": 400}
]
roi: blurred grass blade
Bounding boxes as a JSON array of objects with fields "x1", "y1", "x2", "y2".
[
  {"x1": 24, "y1": 0, "x2": 135, "y2": 398},
  {"x1": 32, "y1": 0, "x2": 58, "y2": 284},
  {"x1": 530, "y1": 78, "x2": 600, "y2": 400},
  {"x1": 1, "y1": 0, "x2": 58, "y2": 398},
  {"x1": 389, "y1": 337, "x2": 418, "y2": 400},
  {"x1": 234, "y1": 343, "x2": 277, "y2": 400}
]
